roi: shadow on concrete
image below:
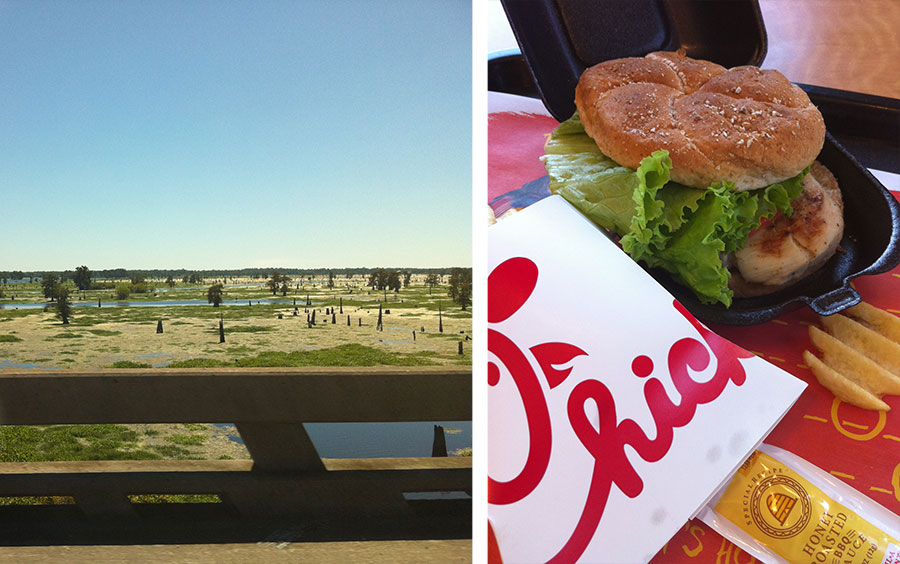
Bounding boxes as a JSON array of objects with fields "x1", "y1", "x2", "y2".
[{"x1": 0, "y1": 499, "x2": 471, "y2": 546}]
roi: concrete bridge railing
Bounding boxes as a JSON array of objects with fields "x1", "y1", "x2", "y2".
[{"x1": 0, "y1": 366, "x2": 472, "y2": 520}]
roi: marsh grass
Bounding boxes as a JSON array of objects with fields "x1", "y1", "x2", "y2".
[
  {"x1": 165, "y1": 434, "x2": 206, "y2": 446},
  {"x1": 231, "y1": 344, "x2": 439, "y2": 367},
  {"x1": 0, "y1": 278, "x2": 471, "y2": 507},
  {"x1": 45, "y1": 332, "x2": 83, "y2": 340},
  {"x1": 129, "y1": 494, "x2": 221, "y2": 504},
  {"x1": 0, "y1": 425, "x2": 155, "y2": 462},
  {"x1": 85, "y1": 329, "x2": 121, "y2": 336},
  {"x1": 206, "y1": 325, "x2": 273, "y2": 334},
  {"x1": 0, "y1": 309, "x2": 42, "y2": 321},
  {"x1": 109, "y1": 361, "x2": 153, "y2": 368},
  {"x1": 166, "y1": 358, "x2": 229, "y2": 368}
]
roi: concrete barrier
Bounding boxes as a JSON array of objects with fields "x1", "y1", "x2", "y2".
[{"x1": 0, "y1": 367, "x2": 472, "y2": 521}]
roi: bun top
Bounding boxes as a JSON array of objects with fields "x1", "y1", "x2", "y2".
[{"x1": 575, "y1": 51, "x2": 826, "y2": 190}]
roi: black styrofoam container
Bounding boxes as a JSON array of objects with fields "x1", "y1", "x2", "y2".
[{"x1": 499, "y1": 0, "x2": 900, "y2": 325}]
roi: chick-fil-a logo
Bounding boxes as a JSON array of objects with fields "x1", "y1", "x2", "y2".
[{"x1": 488, "y1": 257, "x2": 754, "y2": 564}]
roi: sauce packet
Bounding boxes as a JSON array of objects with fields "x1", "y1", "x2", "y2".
[{"x1": 698, "y1": 444, "x2": 900, "y2": 564}]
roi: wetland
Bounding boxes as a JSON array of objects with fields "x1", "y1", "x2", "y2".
[{"x1": 0, "y1": 273, "x2": 472, "y2": 480}]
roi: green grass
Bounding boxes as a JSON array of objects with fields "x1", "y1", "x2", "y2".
[
  {"x1": 45, "y1": 332, "x2": 83, "y2": 340},
  {"x1": 225, "y1": 345, "x2": 256, "y2": 354},
  {"x1": 0, "y1": 425, "x2": 158, "y2": 462},
  {"x1": 233, "y1": 343, "x2": 439, "y2": 367},
  {"x1": 149, "y1": 444, "x2": 193, "y2": 458},
  {"x1": 108, "y1": 361, "x2": 153, "y2": 368},
  {"x1": 86, "y1": 329, "x2": 121, "y2": 336},
  {"x1": 165, "y1": 433, "x2": 206, "y2": 446},
  {"x1": 166, "y1": 358, "x2": 229, "y2": 368},
  {"x1": 223, "y1": 325, "x2": 274, "y2": 333},
  {"x1": 0, "y1": 309, "x2": 43, "y2": 321},
  {"x1": 129, "y1": 494, "x2": 221, "y2": 504},
  {"x1": 157, "y1": 344, "x2": 440, "y2": 368},
  {"x1": 0, "y1": 335, "x2": 22, "y2": 343}
]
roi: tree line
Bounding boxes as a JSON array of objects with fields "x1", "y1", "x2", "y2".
[
  {"x1": 29, "y1": 265, "x2": 472, "y2": 325},
  {"x1": 0, "y1": 266, "x2": 464, "y2": 285}
]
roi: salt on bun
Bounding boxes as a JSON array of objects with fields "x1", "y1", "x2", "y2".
[{"x1": 575, "y1": 51, "x2": 826, "y2": 191}]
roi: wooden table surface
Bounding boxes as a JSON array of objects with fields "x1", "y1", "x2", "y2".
[
  {"x1": 759, "y1": 0, "x2": 900, "y2": 99},
  {"x1": 488, "y1": 0, "x2": 900, "y2": 100}
]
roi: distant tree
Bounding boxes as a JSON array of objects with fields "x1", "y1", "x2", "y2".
[
  {"x1": 115, "y1": 283, "x2": 131, "y2": 300},
  {"x1": 424, "y1": 273, "x2": 439, "y2": 295},
  {"x1": 182, "y1": 275, "x2": 190, "y2": 284},
  {"x1": 73, "y1": 266, "x2": 92, "y2": 291},
  {"x1": 327, "y1": 270, "x2": 335, "y2": 289},
  {"x1": 56, "y1": 286, "x2": 72, "y2": 324},
  {"x1": 280, "y1": 282, "x2": 289, "y2": 296},
  {"x1": 368, "y1": 269, "x2": 394, "y2": 292},
  {"x1": 402, "y1": 271, "x2": 412, "y2": 288},
  {"x1": 387, "y1": 270, "x2": 402, "y2": 293},
  {"x1": 448, "y1": 268, "x2": 472, "y2": 311},
  {"x1": 130, "y1": 274, "x2": 146, "y2": 286},
  {"x1": 267, "y1": 271, "x2": 282, "y2": 295},
  {"x1": 166, "y1": 276, "x2": 176, "y2": 288},
  {"x1": 207, "y1": 283, "x2": 224, "y2": 307},
  {"x1": 42, "y1": 274, "x2": 59, "y2": 302}
]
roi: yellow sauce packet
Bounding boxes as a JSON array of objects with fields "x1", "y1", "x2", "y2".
[{"x1": 698, "y1": 444, "x2": 900, "y2": 564}]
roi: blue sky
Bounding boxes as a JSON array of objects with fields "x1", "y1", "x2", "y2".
[{"x1": 0, "y1": 0, "x2": 472, "y2": 270}]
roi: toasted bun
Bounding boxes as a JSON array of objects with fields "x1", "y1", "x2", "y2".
[
  {"x1": 575, "y1": 51, "x2": 826, "y2": 190},
  {"x1": 729, "y1": 161, "x2": 844, "y2": 297}
]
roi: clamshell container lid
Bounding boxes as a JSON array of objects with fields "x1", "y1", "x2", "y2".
[
  {"x1": 501, "y1": 0, "x2": 767, "y2": 122},
  {"x1": 499, "y1": 0, "x2": 900, "y2": 324}
]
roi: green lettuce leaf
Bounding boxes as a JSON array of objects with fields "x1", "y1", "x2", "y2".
[
  {"x1": 542, "y1": 113, "x2": 807, "y2": 307},
  {"x1": 542, "y1": 114, "x2": 640, "y2": 235}
]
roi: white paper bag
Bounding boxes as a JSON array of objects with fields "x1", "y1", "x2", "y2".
[{"x1": 488, "y1": 195, "x2": 806, "y2": 564}]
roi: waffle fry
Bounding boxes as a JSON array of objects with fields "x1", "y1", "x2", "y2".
[{"x1": 804, "y1": 301, "x2": 900, "y2": 411}]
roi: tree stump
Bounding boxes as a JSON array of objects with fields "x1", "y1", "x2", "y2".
[
  {"x1": 432, "y1": 425, "x2": 447, "y2": 457},
  {"x1": 347, "y1": 315, "x2": 350, "y2": 326},
  {"x1": 458, "y1": 341, "x2": 463, "y2": 355},
  {"x1": 219, "y1": 318, "x2": 225, "y2": 343},
  {"x1": 331, "y1": 312, "x2": 336, "y2": 324},
  {"x1": 156, "y1": 320, "x2": 163, "y2": 334}
]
